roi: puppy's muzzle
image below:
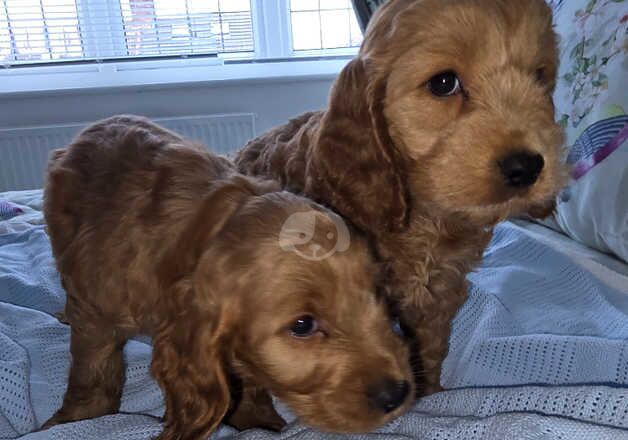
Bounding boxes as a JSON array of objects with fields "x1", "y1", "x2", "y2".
[
  {"x1": 367, "y1": 378, "x2": 410, "y2": 414},
  {"x1": 498, "y1": 150, "x2": 545, "y2": 188}
]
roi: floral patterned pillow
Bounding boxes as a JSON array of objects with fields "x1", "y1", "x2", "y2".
[
  {"x1": 551, "y1": 0, "x2": 627, "y2": 147},
  {"x1": 544, "y1": 0, "x2": 628, "y2": 262}
]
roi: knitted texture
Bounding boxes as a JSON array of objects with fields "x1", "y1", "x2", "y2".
[
  {"x1": 1, "y1": 192, "x2": 627, "y2": 440},
  {"x1": 443, "y1": 222, "x2": 628, "y2": 388}
]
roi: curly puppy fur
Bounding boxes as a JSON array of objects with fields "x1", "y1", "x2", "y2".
[
  {"x1": 42, "y1": 116, "x2": 414, "y2": 440},
  {"x1": 236, "y1": 0, "x2": 566, "y2": 395}
]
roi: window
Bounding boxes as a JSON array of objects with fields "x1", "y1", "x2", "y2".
[
  {"x1": 1, "y1": 0, "x2": 255, "y2": 66},
  {"x1": 289, "y1": 0, "x2": 362, "y2": 52},
  {"x1": 1, "y1": 0, "x2": 83, "y2": 64},
  {"x1": 0, "y1": 0, "x2": 360, "y2": 67},
  {"x1": 119, "y1": 0, "x2": 254, "y2": 57}
]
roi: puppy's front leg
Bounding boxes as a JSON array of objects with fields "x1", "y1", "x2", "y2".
[
  {"x1": 226, "y1": 382, "x2": 286, "y2": 432},
  {"x1": 413, "y1": 282, "x2": 468, "y2": 396},
  {"x1": 42, "y1": 325, "x2": 126, "y2": 428}
]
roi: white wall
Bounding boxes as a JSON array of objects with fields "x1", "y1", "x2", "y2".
[
  {"x1": 0, "y1": 76, "x2": 335, "y2": 136},
  {"x1": 0, "y1": 73, "x2": 338, "y2": 191}
]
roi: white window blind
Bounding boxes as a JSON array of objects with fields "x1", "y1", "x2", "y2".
[
  {"x1": 289, "y1": 0, "x2": 362, "y2": 51},
  {"x1": 0, "y1": 0, "x2": 254, "y2": 67}
]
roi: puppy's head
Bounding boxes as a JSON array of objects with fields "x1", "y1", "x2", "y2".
[
  {"x1": 220, "y1": 193, "x2": 415, "y2": 433},
  {"x1": 315, "y1": 0, "x2": 566, "y2": 230},
  {"x1": 153, "y1": 179, "x2": 414, "y2": 438}
]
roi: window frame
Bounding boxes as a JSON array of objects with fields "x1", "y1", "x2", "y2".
[
  {"x1": 255, "y1": 0, "x2": 361, "y2": 58},
  {"x1": 0, "y1": 0, "x2": 358, "y2": 95}
]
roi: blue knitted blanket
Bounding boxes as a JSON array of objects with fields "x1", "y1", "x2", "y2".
[{"x1": 1, "y1": 191, "x2": 627, "y2": 440}]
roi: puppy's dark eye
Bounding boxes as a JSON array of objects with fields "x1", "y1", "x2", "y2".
[
  {"x1": 290, "y1": 315, "x2": 318, "y2": 338},
  {"x1": 427, "y1": 71, "x2": 461, "y2": 97},
  {"x1": 392, "y1": 317, "x2": 404, "y2": 337}
]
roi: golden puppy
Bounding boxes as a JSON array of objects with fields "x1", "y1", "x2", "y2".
[
  {"x1": 41, "y1": 116, "x2": 414, "y2": 440},
  {"x1": 236, "y1": 0, "x2": 566, "y2": 394}
]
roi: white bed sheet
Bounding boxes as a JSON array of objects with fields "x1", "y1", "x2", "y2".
[{"x1": 1, "y1": 190, "x2": 627, "y2": 440}]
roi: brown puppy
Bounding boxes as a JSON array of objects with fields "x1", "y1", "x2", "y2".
[
  {"x1": 42, "y1": 116, "x2": 414, "y2": 440},
  {"x1": 236, "y1": 0, "x2": 566, "y2": 395}
]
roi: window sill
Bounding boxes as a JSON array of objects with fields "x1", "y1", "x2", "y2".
[{"x1": 0, "y1": 56, "x2": 352, "y2": 97}]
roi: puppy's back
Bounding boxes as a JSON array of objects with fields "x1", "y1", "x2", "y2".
[{"x1": 43, "y1": 115, "x2": 232, "y2": 266}]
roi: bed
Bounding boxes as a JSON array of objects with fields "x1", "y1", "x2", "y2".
[{"x1": 1, "y1": 189, "x2": 627, "y2": 440}]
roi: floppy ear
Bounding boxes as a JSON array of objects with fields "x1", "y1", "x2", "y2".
[
  {"x1": 305, "y1": 58, "x2": 408, "y2": 234},
  {"x1": 152, "y1": 174, "x2": 273, "y2": 439},
  {"x1": 151, "y1": 277, "x2": 234, "y2": 440}
]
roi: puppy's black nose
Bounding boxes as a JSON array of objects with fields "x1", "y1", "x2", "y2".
[
  {"x1": 368, "y1": 379, "x2": 410, "y2": 413},
  {"x1": 498, "y1": 152, "x2": 545, "y2": 187}
]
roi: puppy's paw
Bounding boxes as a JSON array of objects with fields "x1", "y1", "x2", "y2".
[
  {"x1": 55, "y1": 311, "x2": 70, "y2": 324},
  {"x1": 227, "y1": 405, "x2": 286, "y2": 432},
  {"x1": 421, "y1": 382, "x2": 444, "y2": 396},
  {"x1": 39, "y1": 413, "x2": 66, "y2": 431}
]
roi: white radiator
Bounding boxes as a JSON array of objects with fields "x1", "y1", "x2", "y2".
[{"x1": 0, "y1": 113, "x2": 256, "y2": 191}]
